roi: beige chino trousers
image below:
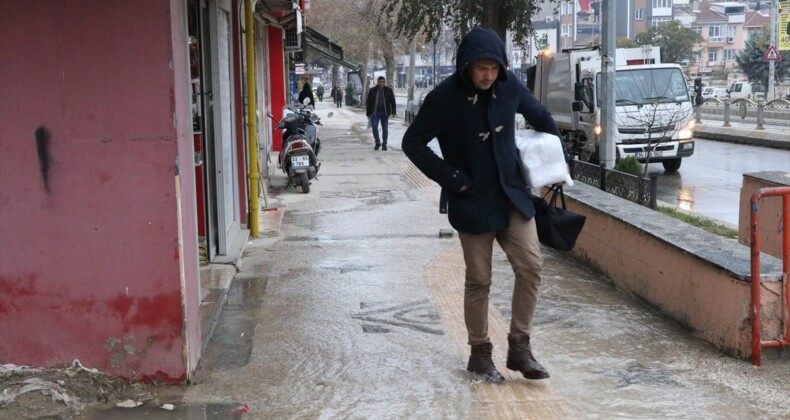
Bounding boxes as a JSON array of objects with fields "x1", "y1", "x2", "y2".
[{"x1": 458, "y1": 207, "x2": 543, "y2": 345}]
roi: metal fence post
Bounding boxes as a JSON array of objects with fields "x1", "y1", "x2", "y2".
[
  {"x1": 599, "y1": 162, "x2": 607, "y2": 192},
  {"x1": 649, "y1": 174, "x2": 658, "y2": 209},
  {"x1": 695, "y1": 102, "x2": 702, "y2": 124},
  {"x1": 755, "y1": 100, "x2": 765, "y2": 130},
  {"x1": 723, "y1": 100, "x2": 731, "y2": 127}
]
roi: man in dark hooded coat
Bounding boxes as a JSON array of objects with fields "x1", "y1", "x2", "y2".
[
  {"x1": 402, "y1": 27, "x2": 565, "y2": 383},
  {"x1": 298, "y1": 81, "x2": 315, "y2": 108}
]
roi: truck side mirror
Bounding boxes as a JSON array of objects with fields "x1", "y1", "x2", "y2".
[{"x1": 574, "y1": 82, "x2": 585, "y2": 101}]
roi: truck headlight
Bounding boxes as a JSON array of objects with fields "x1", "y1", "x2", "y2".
[
  {"x1": 594, "y1": 124, "x2": 602, "y2": 137},
  {"x1": 678, "y1": 120, "x2": 695, "y2": 140}
]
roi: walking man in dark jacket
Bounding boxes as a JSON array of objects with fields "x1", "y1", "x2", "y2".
[
  {"x1": 402, "y1": 27, "x2": 565, "y2": 384},
  {"x1": 365, "y1": 76, "x2": 396, "y2": 150}
]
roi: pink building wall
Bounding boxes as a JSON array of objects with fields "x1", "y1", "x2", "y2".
[{"x1": 0, "y1": 1, "x2": 200, "y2": 382}]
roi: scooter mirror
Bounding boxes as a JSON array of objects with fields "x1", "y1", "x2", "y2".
[
  {"x1": 266, "y1": 111, "x2": 274, "y2": 119},
  {"x1": 326, "y1": 112, "x2": 334, "y2": 118},
  {"x1": 302, "y1": 97, "x2": 312, "y2": 105}
]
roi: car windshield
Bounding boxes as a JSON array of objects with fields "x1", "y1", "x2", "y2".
[{"x1": 597, "y1": 67, "x2": 690, "y2": 106}]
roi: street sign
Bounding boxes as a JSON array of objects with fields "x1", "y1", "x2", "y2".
[{"x1": 763, "y1": 45, "x2": 782, "y2": 62}]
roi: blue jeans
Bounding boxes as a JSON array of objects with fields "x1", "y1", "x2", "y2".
[{"x1": 370, "y1": 112, "x2": 388, "y2": 145}]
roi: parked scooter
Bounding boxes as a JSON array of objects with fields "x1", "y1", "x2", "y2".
[{"x1": 267, "y1": 98, "x2": 332, "y2": 193}]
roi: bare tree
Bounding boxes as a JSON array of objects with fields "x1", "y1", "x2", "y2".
[{"x1": 311, "y1": 0, "x2": 405, "y2": 100}]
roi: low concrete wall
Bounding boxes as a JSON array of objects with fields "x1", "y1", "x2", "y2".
[
  {"x1": 738, "y1": 171, "x2": 790, "y2": 260},
  {"x1": 562, "y1": 183, "x2": 785, "y2": 358}
]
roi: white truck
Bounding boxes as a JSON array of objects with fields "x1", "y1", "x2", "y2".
[{"x1": 528, "y1": 46, "x2": 695, "y2": 172}]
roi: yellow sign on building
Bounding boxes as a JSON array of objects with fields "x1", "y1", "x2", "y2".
[{"x1": 780, "y1": 1, "x2": 790, "y2": 51}]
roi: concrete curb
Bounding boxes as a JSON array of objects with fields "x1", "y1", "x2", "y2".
[{"x1": 694, "y1": 125, "x2": 790, "y2": 150}]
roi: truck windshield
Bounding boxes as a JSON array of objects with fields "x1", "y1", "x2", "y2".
[{"x1": 596, "y1": 68, "x2": 690, "y2": 106}]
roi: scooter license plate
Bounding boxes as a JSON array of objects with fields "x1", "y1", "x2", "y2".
[{"x1": 290, "y1": 155, "x2": 309, "y2": 168}]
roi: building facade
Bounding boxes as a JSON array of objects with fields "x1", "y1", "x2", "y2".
[{"x1": 0, "y1": 0, "x2": 307, "y2": 382}]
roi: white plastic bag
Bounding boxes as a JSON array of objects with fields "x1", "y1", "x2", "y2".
[{"x1": 515, "y1": 129, "x2": 574, "y2": 189}]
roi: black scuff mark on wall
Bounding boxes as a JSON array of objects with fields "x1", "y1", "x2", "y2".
[{"x1": 35, "y1": 126, "x2": 51, "y2": 194}]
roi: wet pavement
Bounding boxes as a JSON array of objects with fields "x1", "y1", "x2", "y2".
[{"x1": 89, "y1": 103, "x2": 790, "y2": 419}]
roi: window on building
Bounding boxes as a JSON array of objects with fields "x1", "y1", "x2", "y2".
[
  {"x1": 561, "y1": 24, "x2": 572, "y2": 37},
  {"x1": 708, "y1": 49, "x2": 719, "y2": 64},
  {"x1": 726, "y1": 25, "x2": 736, "y2": 38},
  {"x1": 693, "y1": 51, "x2": 702, "y2": 63},
  {"x1": 561, "y1": 2, "x2": 573, "y2": 15},
  {"x1": 652, "y1": 0, "x2": 672, "y2": 8},
  {"x1": 723, "y1": 49, "x2": 737, "y2": 61},
  {"x1": 652, "y1": 17, "x2": 672, "y2": 27},
  {"x1": 692, "y1": 26, "x2": 702, "y2": 35},
  {"x1": 635, "y1": 9, "x2": 644, "y2": 20},
  {"x1": 708, "y1": 25, "x2": 725, "y2": 42}
]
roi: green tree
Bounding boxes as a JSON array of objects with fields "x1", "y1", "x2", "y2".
[
  {"x1": 634, "y1": 20, "x2": 702, "y2": 64},
  {"x1": 384, "y1": 0, "x2": 542, "y2": 45},
  {"x1": 735, "y1": 28, "x2": 790, "y2": 90},
  {"x1": 617, "y1": 37, "x2": 640, "y2": 48}
]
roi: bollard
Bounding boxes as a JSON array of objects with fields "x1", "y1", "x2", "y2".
[
  {"x1": 722, "y1": 100, "x2": 731, "y2": 127},
  {"x1": 755, "y1": 100, "x2": 765, "y2": 130}
]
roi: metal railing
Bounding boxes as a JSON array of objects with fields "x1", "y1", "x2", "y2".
[
  {"x1": 571, "y1": 160, "x2": 657, "y2": 209},
  {"x1": 695, "y1": 97, "x2": 790, "y2": 130},
  {"x1": 749, "y1": 186, "x2": 790, "y2": 366}
]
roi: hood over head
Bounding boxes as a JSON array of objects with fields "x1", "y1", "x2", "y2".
[{"x1": 455, "y1": 27, "x2": 509, "y2": 83}]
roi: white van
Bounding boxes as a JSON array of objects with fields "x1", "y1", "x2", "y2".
[{"x1": 728, "y1": 81, "x2": 754, "y2": 99}]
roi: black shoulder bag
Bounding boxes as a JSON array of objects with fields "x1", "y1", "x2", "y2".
[{"x1": 531, "y1": 186, "x2": 586, "y2": 251}]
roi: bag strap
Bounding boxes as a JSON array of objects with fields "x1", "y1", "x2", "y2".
[{"x1": 542, "y1": 185, "x2": 567, "y2": 209}]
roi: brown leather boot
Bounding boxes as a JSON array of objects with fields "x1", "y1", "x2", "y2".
[
  {"x1": 467, "y1": 342, "x2": 505, "y2": 384},
  {"x1": 506, "y1": 334, "x2": 550, "y2": 380}
]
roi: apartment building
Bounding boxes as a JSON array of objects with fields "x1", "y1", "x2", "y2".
[{"x1": 681, "y1": 1, "x2": 769, "y2": 78}]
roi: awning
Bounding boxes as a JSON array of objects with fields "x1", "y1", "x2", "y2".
[
  {"x1": 258, "y1": 0, "x2": 297, "y2": 14},
  {"x1": 303, "y1": 26, "x2": 358, "y2": 70},
  {"x1": 255, "y1": 1, "x2": 298, "y2": 26}
]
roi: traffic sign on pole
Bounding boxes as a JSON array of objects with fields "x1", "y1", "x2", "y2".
[{"x1": 763, "y1": 45, "x2": 782, "y2": 61}]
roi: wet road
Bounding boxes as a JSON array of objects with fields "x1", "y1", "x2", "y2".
[{"x1": 647, "y1": 139, "x2": 790, "y2": 226}]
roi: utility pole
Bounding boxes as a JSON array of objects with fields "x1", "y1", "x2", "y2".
[
  {"x1": 407, "y1": 39, "x2": 416, "y2": 104},
  {"x1": 768, "y1": 0, "x2": 777, "y2": 99},
  {"x1": 573, "y1": 0, "x2": 578, "y2": 44},
  {"x1": 600, "y1": 0, "x2": 617, "y2": 168},
  {"x1": 432, "y1": 37, "x2": 437, "y2": 89}
]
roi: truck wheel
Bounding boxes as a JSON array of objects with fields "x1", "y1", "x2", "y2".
[
  {"x1": 662, "y1": 158, "x2": 682, "y2": 172},
  {"x1": 300, "y1": 172, "x2": 310, "y2": 193}
]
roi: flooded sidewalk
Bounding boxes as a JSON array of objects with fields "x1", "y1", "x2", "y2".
[{"x1": 94, "y1": 103, "x2": 788, "y2": 419}]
